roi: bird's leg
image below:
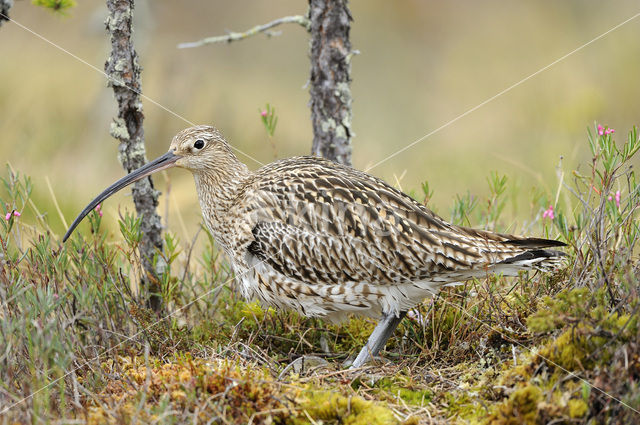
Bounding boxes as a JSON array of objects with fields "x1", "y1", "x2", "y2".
[{"x1": 349, "y1": 311, "x2": 407, "y2": 369}]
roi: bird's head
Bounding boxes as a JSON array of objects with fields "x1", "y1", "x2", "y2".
[
  {"x1": 169, "y1": 125, "x2": 237, "y2": 173},
  {"x1": 62, "y1": 125, "x2": 237, "y2": 242}
]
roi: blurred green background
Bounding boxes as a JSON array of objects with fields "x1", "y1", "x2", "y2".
[{"x1": 1, "y1": 0, "x2": 639, "y2": 243}]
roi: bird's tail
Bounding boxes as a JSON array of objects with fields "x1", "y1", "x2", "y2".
[
  {"x1": 458, "y1": 227, "x2": 567, "y2": 275},
  {"x1": 499, "y1": 247, "x2": 566, "y2": 272},
  {"x1": 497, "y1": 236, "x2": 566, "y2": 274}
]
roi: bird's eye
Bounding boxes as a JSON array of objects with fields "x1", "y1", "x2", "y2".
[{"x1": 194, "y1": 139, "x2": 205, "y2": 150}]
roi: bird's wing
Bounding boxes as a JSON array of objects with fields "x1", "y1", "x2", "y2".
[
  {"x1": 242, "y1": 157, "x2": 556, "y2": 285},
  {"x1": 247, "y1": 220, "x2": 439, "y2": 285}
]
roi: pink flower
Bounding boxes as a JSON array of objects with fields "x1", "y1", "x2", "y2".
[
  {"x1": 597, "y1": 124, "x2": 615, "y2": 136},
  {"x1": 95, "y1": 204, "x2": 103, "y2": 217},
  {"x1": 260, "y1": 110, "x2": 268, "y2": 117},
  {"x1": 542, "y1": 205, "x2": 555, "y2": 220},
  {"x1": 4, "y1": 212, "x2": 11, "y2": 221},
  {"x1": 13, "y1": 211, "x2": 20, "y2": 217},
  {"x1": 608, "y1": 191, "x2": 621, "y2": 208}
]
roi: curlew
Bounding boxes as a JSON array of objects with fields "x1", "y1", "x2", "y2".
[{"x1": 64, "y1": 125, "x2": 565, "y2": 368}]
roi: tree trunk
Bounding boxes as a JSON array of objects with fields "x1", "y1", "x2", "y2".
[
  {"x1": 0, "y1": 0, "x2": 12, "y2": 26},
  {"x1": 105, "y1": 0, "x2": 164, "y2": 311},
  {"x1": 308, "y1": 0, "x2": 354, "y2": 166}
]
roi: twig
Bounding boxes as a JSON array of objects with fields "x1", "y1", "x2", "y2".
[{"x1": 178, "y1": 15, "x2": 310, "y2": 48}]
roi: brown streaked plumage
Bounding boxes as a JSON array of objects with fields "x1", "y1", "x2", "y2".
[{"x1": 64, "y1": 125, "x2": 566, "y2": 368}]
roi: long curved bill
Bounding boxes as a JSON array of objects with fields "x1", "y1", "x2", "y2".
[{"x1": 63, "y1": 151, "x2": 180, "y2": 242}]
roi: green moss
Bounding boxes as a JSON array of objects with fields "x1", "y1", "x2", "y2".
[
  {"x1": 205, "y1": 292, "x2": 379, "y2": 359},
  {"x1": 526, "y1": 285, "x2": 639, "y2": 380},
  {"x1": 239, "y1": 299, "x2": 275, "y2": 321},
  {"x1": 527, "y1": 288, "x2": 592, "y2": 333},
  {"x1": 539, "y1": 328, "x2": 590, "y2": 370},
  {"x1": 537, "y1": 312, "x2": 637, "y2": 372},
  {"x1": 395, "y1": 387, "x2": 433, "y2": 406},
  {"x1": 88, "y1": 356, "x2": 294, "y2": 424},
  {"x1": 527, "y1": 287, "x2": 638, "y2": 337},
  {"x1": 444, "y1": 391, "x2": 487, "y2": 422},
  {"x1": 374, "y1": 377, "x2": 433, "y2": 406},
  {"x1": 496, "y1": 356, "x2": 534, "y2": 390},
  {"x1": 297, "y1": 391, "x2": 397, "y2": 425},
  {"x1": 567, "y1": 398, "x2": 588, "y2": 418},
  {"x1": 329, "y1": 317, "x2": 376, "y2": 352},
  {"x1": 485, "y1": 385, "x2": 542, "y2": 425},
  {"x1": 87, "y1": 355, "x2": 401, "y2": 425}
]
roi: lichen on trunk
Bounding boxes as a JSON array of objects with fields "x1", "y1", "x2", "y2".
[
  {"x1": 105, "y1": 0, "x2": 164, "y2": 311},
  {"x1": 308, "y1": 0, "x2": 354, "y2": 166}
]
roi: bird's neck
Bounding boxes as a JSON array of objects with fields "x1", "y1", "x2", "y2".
[{"x1": 192, "y1": 162, "x2": 250, "y2": 247}]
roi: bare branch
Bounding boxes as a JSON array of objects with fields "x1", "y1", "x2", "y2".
[{"x1": 178, "y1": 15, "x2": 310, "y2": 49}]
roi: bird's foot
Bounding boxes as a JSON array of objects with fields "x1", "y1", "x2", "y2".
[
  {"x1": 348, "y1": 311, "x2": 407, "y2": 370},
  {"x1": 343, "y1": 354, "x2": 391, "y2": 369}
]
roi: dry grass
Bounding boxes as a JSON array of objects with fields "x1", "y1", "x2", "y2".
[{"x1": 1, "y1": 127, "x2": 639, "y2": 423}]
